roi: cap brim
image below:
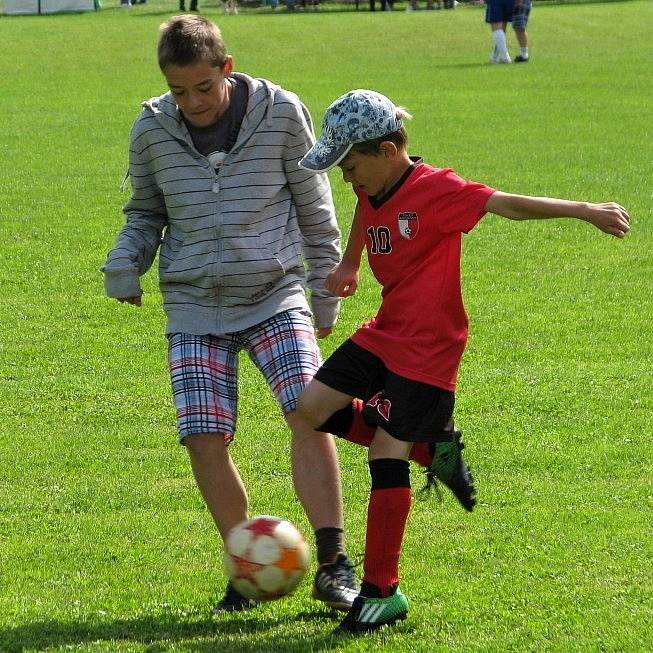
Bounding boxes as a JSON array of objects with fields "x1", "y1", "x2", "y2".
[{"x1": 299, "y1": 142, "x2": 353, "y2": 173}]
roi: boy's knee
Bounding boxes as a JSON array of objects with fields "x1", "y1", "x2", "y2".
[
  {"x1": 295, "y1": 391, "x2": 313, "y2": 423},
  {"x1": 296, "y1": 379, "x2": 356, "y2": 432},
  {"x1": 183, "y1": 432, "x2": 231, "y2": 457},
  {"x1": 295, "y1": 384, "x2": 324, "y2": 424},
  {"x1": 316, "y1": 404, "x2": 356, "y2": 437},
  {"x1": 296, "y1": 390, "x2": 341, "y2": 432}
]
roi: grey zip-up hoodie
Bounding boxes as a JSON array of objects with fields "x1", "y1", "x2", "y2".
[{"x1": 102, "y1": 73, "x2": 341, "y2": 335}]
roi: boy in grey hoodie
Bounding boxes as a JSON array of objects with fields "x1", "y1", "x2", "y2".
[{"x1": 102, "y1": 15, "x2": 358, "y2": 612}]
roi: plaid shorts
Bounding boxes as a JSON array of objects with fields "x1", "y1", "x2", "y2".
[
  {"x1": 168, "y1": 309, "x2": 321, "y2": 443},
  {"x1": 513, "y1": 0, "x2": 532, "y2": 30}
]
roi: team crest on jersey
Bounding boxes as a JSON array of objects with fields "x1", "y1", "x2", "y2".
[{"x1": 398, "y1": 212, "x2": 419, "y2": 240}]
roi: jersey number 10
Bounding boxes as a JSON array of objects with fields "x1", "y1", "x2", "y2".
[{"x1": 367, "y1": 226, "x2": 392, "y2": 255}]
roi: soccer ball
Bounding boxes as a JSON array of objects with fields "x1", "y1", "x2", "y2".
[{"x1": 223, "y1": 515, "x2": 310, "y2": 601}]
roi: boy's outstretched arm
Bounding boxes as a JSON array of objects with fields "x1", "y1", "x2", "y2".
[
  {"x1": 485, "y1": 192, "x2": 631, "y2": 238},
  {"x1": 325, "y1": 204, "x2": 366, "y2": 298}
]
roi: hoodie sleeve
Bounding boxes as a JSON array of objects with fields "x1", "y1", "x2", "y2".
[
  {"x1": 283, "y1": 99, "x2": 342, "y2": 330},
  {"x1": 101, "y1": 117, "x2": 168, "y2": 299}
]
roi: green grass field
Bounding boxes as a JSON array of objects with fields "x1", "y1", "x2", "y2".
[{"x1": 1, "y1": 1, "x2": 651, "y2": 651}]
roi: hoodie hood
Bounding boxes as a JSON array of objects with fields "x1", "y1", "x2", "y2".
[{"x1": 140, "y1": 72, "x2": 279, "y2": 152}]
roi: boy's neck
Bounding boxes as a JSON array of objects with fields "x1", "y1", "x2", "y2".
[{"x1": 380, "y1": 152, "x2": 414, "y2": 197}]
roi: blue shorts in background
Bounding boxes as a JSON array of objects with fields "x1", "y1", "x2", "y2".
[{"x1": 485, "y1": 0, "x2": 514, "y2": 23}]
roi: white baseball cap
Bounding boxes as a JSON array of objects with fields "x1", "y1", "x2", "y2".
[{"x1": 300, "y1": 89, "x2": 405, "y2": 173}]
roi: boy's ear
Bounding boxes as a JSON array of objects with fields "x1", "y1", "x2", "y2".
[
  {"x1": 380, "y1": 141, "x2": 398, "y2": 158},
  {"x1": 222, "y1": 56, "x2": 234, "y2": 76}
]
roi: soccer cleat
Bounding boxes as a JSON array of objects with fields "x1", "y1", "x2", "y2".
[
  {"x1": 212, "y1": 582, "x2": 258, "y2": 614},
  {"x1": 335, "y1": 589, "x2": 409, "y2": 634},
  {"x1": 422, "y1": 428, "x2": 476, "y2": 512},
  {"x1": 312, "y1": 553, "x2": 360, "y2": 611},
  {"x1": 514, "y1": 54, "x2": 529, "y2": 63}
]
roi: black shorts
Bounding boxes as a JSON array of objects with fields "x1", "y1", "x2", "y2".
[{"x1": 315, "y1": 340, "x2": 455, "y2": 443}]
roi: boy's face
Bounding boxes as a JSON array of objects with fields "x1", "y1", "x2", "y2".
[
  {"x1": 164, "y1": 57, "x2": 234, "y2": 127},
  {"x1": 338, "y1": 148, "x2": 397, "y2": 198}
]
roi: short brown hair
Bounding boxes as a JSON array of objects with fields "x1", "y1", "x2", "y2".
[
  {"x1": 351, "y1": 127, "x2": 409, "y2": 156},
  {"x1": 157, "y1": 15, "x2": 228, "y2": 71}
]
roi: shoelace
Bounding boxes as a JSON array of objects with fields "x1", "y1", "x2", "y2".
[
  {"x1": 324, "y1": 555, "x2": 363, "y2": 588},
  {"x1": 335, "y1": 558, "x2": 359, "y2": 586},
  {"x1": 418, "y1": 431, "x2": 466, "y2": 501},
  {"x1": 417, "y1": 469, "x2": 444, "y2": 503}
]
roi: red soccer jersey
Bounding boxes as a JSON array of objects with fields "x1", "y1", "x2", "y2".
[{"x1": 350, "y1": 162, "x2": 495, "y2": 391}]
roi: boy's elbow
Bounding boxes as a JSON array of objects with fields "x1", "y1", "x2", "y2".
[
  {"x1": 484, "y1": 191, "x2": 505, "y2": 212},
  {"x1": 485, "y1": 192, "x2": 526, "y2": 220}
]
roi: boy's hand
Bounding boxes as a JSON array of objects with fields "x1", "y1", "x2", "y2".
[
  {"x1": 117, "y1": 296, "x2": 142, "y2": 307},
  {"x1": 325, "y1": 262, "x2": 359, "y2": 297},
  {"x1": 584, "y1": 202, "x2": 631, "y2": 238}
]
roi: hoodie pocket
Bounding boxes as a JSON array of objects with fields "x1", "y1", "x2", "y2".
[
  {"x1": 158, "y1": 247, "x2": 218, "y2": 298},
  {"x1": 220, "y1": 225, "x2": 287, "y2": 301}
]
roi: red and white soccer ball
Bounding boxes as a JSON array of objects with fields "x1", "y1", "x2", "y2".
[{"x1": 224, "y1": 515, "x2": 310, "y2": 601}]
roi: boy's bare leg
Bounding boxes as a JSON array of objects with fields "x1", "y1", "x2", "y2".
[
  {"x1": 286, "y1": 410, "x2": 344, "y2": 531},
  {"x1": 184, "y1": 414, "x2": 345, "y2": 536},
  {"x1": 293, "y1": 381, "x2": 355, "y2": 526},
  {"x1": 185, "y1": 433, "x2": 248, "y2": 540},
  {"x1": 291, "y1": 382, "x2": 366, "y2": 608},
  {"x1": 515, "y1": 28, "x2": 528, "y2": 48}
]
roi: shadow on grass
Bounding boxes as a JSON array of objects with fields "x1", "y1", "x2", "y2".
[{"x1": 0, "y1": 607, "x2": 344, "y2": 653}]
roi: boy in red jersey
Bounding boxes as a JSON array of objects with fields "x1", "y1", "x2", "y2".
[{"x1": 297, "y1": 89, "x2": 630, "y2": 634}]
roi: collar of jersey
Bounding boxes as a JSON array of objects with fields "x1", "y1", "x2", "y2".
[{"x1": 368, "y1": 156, "x2": 423, "y2": 209}]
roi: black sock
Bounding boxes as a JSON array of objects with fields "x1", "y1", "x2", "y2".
[
  {"x1": 314, "y1": 527, "x2": 345, "y2": 565},
  {"x1": 360, "y1": 580, "x2": 398, "y2": 598}
]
